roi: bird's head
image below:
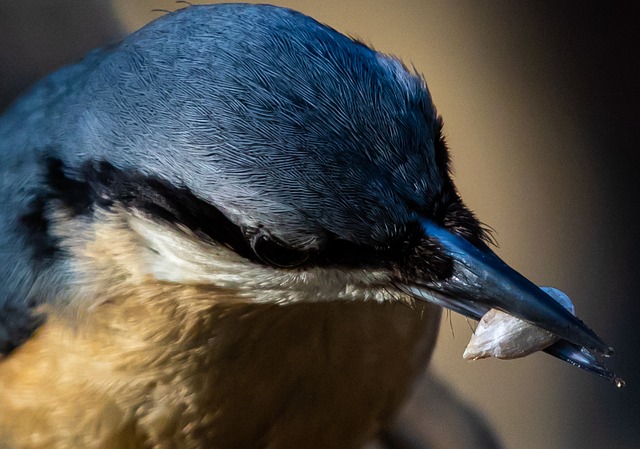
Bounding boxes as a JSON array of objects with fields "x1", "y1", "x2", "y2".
[{"x1": 36, "y1": 4, "x2": 612, "y2": 377}]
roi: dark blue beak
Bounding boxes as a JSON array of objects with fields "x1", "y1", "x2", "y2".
[{"x1": 399, "y1": 220, "x2": 621, "y2": 383}]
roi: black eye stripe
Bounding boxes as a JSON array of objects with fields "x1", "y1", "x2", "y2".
[
  {"x1": 39, "y1": 157, "x2": 258, "y2": 263},
  {"x1": 40, "y1": 157, "x2": 451, "y2": 272},
  {"x1": 251, "y1": 234, "x2": 311, "y2": 268}
]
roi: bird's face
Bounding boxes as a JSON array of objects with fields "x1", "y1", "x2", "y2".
[
  {"x1": 102, "y1": 116, "x2": 478, "y2": 308},
  {"x1": 39, "y1": 4, "x2": 611, "y2": 378}
]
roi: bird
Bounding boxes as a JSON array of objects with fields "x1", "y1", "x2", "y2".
[{"x1": 0, "y1": 4, "x2": 616, "y2": 448}]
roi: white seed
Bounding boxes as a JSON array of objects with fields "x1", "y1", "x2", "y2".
[{"x1": 463, "y1": 287, "x2": 575, "y2": 360}]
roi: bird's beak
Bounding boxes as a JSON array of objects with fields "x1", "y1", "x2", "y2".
[{"x1": 398, "y1": 220, "x2": 613, "y2": 359}]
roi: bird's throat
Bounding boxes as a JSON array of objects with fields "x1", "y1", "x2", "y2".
[{"x1": 0, "y1": 284, "x2": 440, "y2": 449}]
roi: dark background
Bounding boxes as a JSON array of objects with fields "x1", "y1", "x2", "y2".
[{"x1": 1, "y1": 2, "x2": 638, "y2": 448}]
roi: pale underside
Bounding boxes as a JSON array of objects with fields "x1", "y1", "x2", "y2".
[{"x1": 0, "y1": 207, "x2": 441, "y2": 449}]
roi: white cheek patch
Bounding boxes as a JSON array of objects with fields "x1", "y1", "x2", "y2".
[
  {"x1": 128, "y1": 215, "x2": 251, "y2": 284},
  {"x1": 128, "y1": 215, "x2": 396, "y2": 305},
  {"x1": 463, "y1": 287, "x2": 576, "y2": 360}
]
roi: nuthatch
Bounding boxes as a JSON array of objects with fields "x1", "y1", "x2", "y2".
[{"x1": 0, "y1": 4, "x2": 617, "y2": 448}]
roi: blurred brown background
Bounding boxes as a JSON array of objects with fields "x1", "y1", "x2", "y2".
[{"x1": 1, "y1": 1, "x2": 638, "y2": 448}]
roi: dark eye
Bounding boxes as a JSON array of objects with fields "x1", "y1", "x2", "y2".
[{"x1": 251, "y1": 234, "x2": 310, "y2": 268}]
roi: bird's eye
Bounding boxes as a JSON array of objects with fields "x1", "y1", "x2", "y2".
[{"x1": 251, "y1": 234, "x2": 310, "y2": 268}]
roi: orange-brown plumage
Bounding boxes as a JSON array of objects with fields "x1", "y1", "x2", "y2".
[{"x1": 0, "y1": 211, "x2": 440, "y2": 448}]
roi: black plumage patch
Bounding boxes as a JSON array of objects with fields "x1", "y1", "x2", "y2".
[
  {"x1": 46, "y1": 158, "x2": 94, "y2": 215},
  {"x1": 80, "y1": 160, "x2": 259, "y2": 263},
  {"x1": 19, "y1": 196, "x2": 59, "y2": 264},
  {"x1": 87, "y1": 160, "x2": 443, "y2": 276},
  {"x1": 19, "y1": 156, "x2": 93, "y2": 266},
  {"x1": 22, "y1": 157, "x2": 459, "y2": 282},
  {"x1": 251, "y1": 233, "x2": 310, "y2": 268},
  {"x1": 0, "y1": 307, "x2": 46, "y2": 355}
]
